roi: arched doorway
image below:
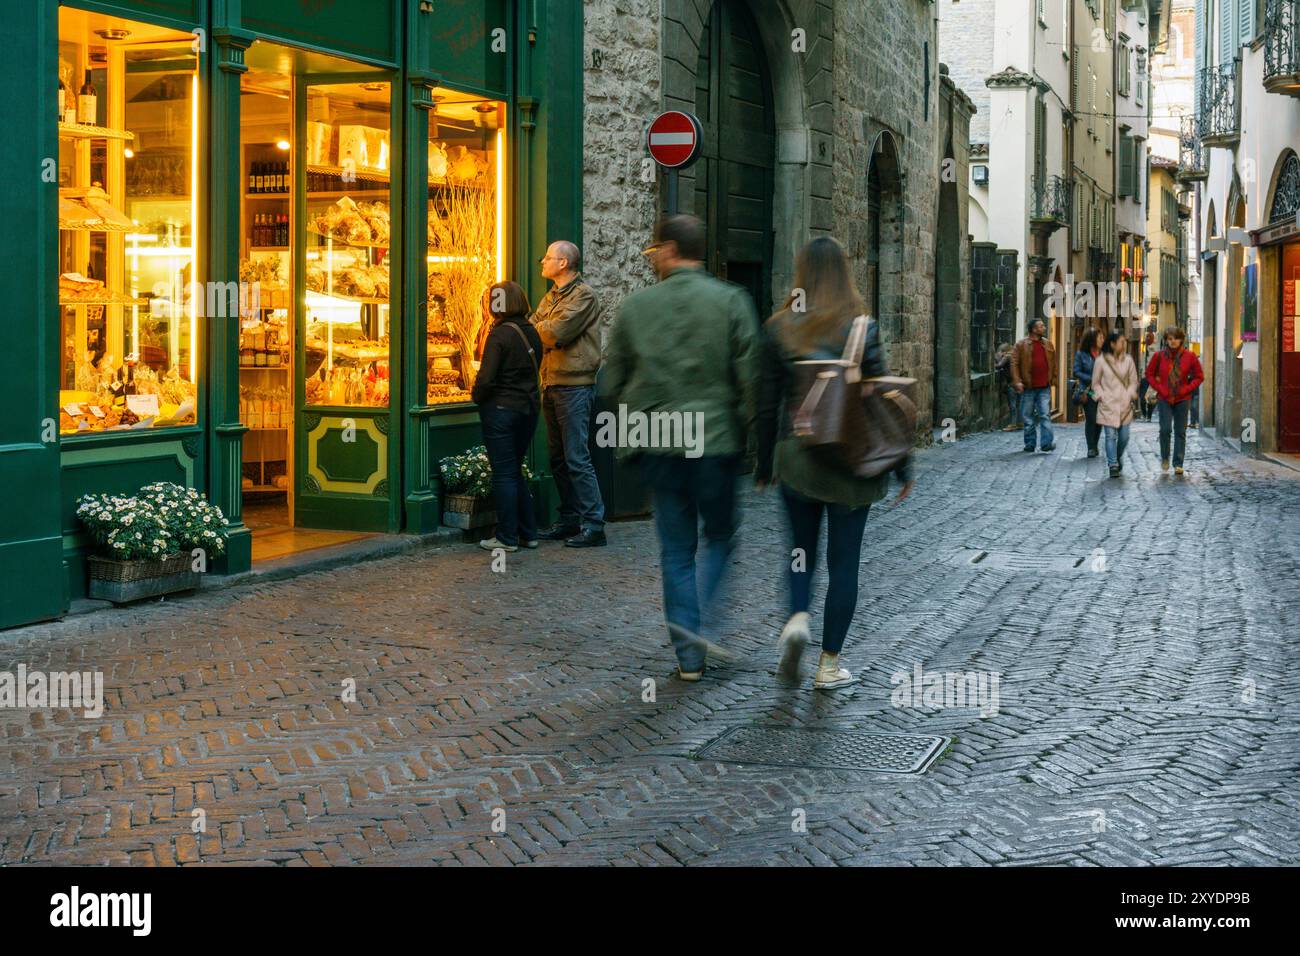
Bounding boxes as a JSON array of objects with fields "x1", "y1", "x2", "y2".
[
  {"x1": 1224, "y1": 186, "x2": 1247, "y2": 438},
  {"x1": 1268, "y1": 151, "x2": 1300, "y2": 452},
  {"x1": 933, "y1": 138, "x2": 963, "y2": 425},
  {"x1": 867, "y1": 131, "x2": 905, "y2": 360},
  {"x1": 694, "y1": 0, "x2": 776, "y2": 318}
]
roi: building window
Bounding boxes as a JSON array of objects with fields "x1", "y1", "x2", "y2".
[
  {"x1": 57, "y1": 8, "x2": 200, "y2": 435},
  {"x1": 1118, "y1": 39, "x2": 1131, "y2": 97}
]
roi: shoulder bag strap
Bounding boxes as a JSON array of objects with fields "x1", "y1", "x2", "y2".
[
  {"x1": 843, "y1": 314, "x2": 869, "y2": 384},
  {"x1": 505, "y1": 322, "x2": 539, "y2": 379}
]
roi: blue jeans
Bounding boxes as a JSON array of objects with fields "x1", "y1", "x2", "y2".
[
  {"x1": 1103, "y1": 422, "x2": 1130, "y2": 468},
  {"x1": 1158, "y1": 399, "x2": 1190, "y2": 467},
  {"x1": 542, "y1": 385, "x2": 605, "y2": 531},
  {"x1": 1005, "y1": 384, "x2": 1021, "y2": 425},
  {"x1": 1020, "y1": 387, "x2": 1054, "y2": 450},
  {"x1": 480, "y1": 404, "x2": 539, "y2": 546},
  {"x1": 642, "y1": 454, "x2": 739, "y2": 672},
  {"x1": 781, "y1": 486, "x2": 870, "y2": 656}
]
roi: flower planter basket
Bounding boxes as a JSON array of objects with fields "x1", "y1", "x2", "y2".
[
  {"x1": 442, "y1": 493, "x2": 496, "y2": 530},
  {"x1": 87, "y1": 553, "x2": 200, "y2": 604}
]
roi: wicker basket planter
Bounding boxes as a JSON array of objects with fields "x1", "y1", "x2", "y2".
[
  {"x1": 442, "y1": 493, "x2": 496, "y2": 530},
  {"x1": 87, "y1": 553, "x2": 201, "y2": 604}
]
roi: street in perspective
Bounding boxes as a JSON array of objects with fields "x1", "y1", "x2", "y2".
[{"x1": 0, "y1": 0, "x2": 1296, "y2": 929}]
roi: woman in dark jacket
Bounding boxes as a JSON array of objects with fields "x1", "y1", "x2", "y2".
[
  {"x1": 1072, "y1": 328, "x2": 1103, "y2": 457},
  {"x1": 756, "y1": 237, "x2": 914, "y2": 690},
  {"x1": 472, "y1": 281, "x2": 543, "y2": 552}
]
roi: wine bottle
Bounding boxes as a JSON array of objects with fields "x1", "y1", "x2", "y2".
[
  {"x1": 257, "y1": 162, "x2": 266, "y2": 194},
  {"x1": 77, "y1": 71, "x2": 97, "y2": 125},
  {"x1": 247, "y1": 161, "x2": 256, "y2": 195},
  {"x1": 277, "y1": 161, "x2": 286, "y2": 193},
  {"x1": 58, "y1": 77, "x2": 66, "y2": 122}
]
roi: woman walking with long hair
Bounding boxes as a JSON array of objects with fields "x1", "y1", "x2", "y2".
[
  {"x1": 1091, "y1": 331, "x2": 1139, "y2": 478},
  {"x1": 756, "y1": 237, "x2": 914, "y2": 689}
]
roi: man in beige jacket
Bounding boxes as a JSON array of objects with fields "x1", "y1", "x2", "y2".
[{"x1": 530, "y1": 241, "x2": 608, "y2": 547}]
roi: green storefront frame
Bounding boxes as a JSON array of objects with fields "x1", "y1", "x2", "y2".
[{"x1": 0, "y1": 0, "x2": 583, "y2": 630}]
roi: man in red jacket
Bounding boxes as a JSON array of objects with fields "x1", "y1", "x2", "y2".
[{"x1": 1145, "y1": 327, "x2": 1204, "y2": 475}]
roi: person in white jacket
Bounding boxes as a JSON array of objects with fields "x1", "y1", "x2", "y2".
[{"x1": 1091, "y1": 331, "x2": 1139, "y2": 478}]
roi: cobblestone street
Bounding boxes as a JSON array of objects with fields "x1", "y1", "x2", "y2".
[{"x1": 2, "y1": 423, "x2": 1298, "y2": 866}]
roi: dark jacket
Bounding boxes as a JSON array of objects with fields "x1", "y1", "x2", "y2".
[
  {"x1": 756, "y1": 312, "x2": 912, "y2": 508},
  {"x1": 1145, "y1": 347, "x2": 1204, "y2": 404},
  {"x1": 472, "y1": 316, "x2": 542, "y2": 413},
  {"x1": 1072, "y1": 348, "x2": 1098, "y2": 401},
  {"x1": 530, "y1": 274, "x2": 605, "y2": 387},
  {"x1": 601, "y1": 266, "x2": 759, "y2": 459}
]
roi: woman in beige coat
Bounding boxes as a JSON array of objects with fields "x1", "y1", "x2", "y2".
[{"x1": 1091, "y1": 331, "x2": 1139, "y2": 478}]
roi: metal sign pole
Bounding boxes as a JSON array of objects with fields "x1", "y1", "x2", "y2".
[{"x1": 665, "y1": 167, "x2": 678, "y2": 217}]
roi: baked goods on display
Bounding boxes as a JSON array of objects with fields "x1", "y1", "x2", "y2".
[
  {"x1": 306, "y1": 259, "x2": 389, "y2": 300},
  {"x1": 59, "y1": 186, "x2": 134, "y2": 231},
  {"x1": 308, "y1": 196, "x2": 390, "y2": 246}
]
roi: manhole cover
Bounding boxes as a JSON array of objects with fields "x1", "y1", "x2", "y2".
[{"x1": 696, "y1": 726, "x2": 949, "y2": 774}]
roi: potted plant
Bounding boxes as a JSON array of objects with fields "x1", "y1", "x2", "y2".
[
  {"x1": 76, "y1": 482, "x2": 226, "y2": 603},
  {"x1": 438, "y1": 445, "x2": 533, "y2": 530}
]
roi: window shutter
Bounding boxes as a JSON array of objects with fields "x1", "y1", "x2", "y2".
[
  {"x1": 1194, "y1": 0, "x2": 1205, "y2": 115},
  {"x1": 1238, "y1": 0, "x2": 1252, "y2": 45},
  {"x1": 1219, "y1": 0, "x2": 1233, "y2": 65}
]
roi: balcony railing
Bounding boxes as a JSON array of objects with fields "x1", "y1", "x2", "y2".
[
  {"x1": 1030, "y1": 174, "x2": 1070, "y2": 230},
  {"x1": 1197, "y1": 64, "x2": 1240, "y2": 147},
  {"x1": 1178, "y1": 115, "x2": 1207, "y2": 181},
  {"x1": 1264, "y1": 0, "x2": 1300, "y2": 96}
]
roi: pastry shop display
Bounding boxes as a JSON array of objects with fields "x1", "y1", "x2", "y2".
[
  {"x1": 306, "y1": 258, "x2": 389, "y2": 301},
  {"x1": 59, "y1": 186, "x2": 134, "y2": 231},
  {"x1": 308, "y1": 196, "x2": 390, "y2": 246}
]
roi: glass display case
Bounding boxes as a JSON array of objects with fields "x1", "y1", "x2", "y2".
[
  {"x1": 56, "y1": 9, "x2": 198, "y2": 435},
  {"x1": 301, "y1": 80, "x2": 392, "y2": 408},
  {"x1": 425, "y1": 90, "x2": 505, "y2": 405}
]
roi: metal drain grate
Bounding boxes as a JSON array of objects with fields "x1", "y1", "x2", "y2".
[{"x1": 696, "y1": 726, "x2": 949, "y2": 774}]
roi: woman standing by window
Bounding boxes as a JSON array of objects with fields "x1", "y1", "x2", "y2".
[{"x1": 472, "y1": 282, "x2": 543, "y2": 552}]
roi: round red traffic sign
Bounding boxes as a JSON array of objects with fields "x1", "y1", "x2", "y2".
[{"x1": 646, "y1": 111, "x2": 703, "y2": 169}]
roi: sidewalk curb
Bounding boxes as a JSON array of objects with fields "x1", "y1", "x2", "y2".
[{"x1": 65, "y1": 526, "x2": 466, "y2": 619}]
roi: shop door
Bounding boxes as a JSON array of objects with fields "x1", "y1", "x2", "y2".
[
  {"x1": 1281, "y1": 243, "x2": 1300, "y2": 452},
  {"x1": 694, "y1": 0, "x2": 775, "y2": 319},
  {"x1": 293, "y1": 74, "x2": 400, "y2": 532}
]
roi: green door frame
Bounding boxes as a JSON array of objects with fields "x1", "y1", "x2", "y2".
[{"x1": 292, "y1": 69, "x2": 402, "y2": 533}]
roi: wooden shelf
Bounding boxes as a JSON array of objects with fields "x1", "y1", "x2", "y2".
[
  {"x1": 59, "y1": 218, "x2": 133, "y2": 233},
  {"x1": 307, "y1": 162, "x2": 390, "y2": 185},
  {"x1": 60, "y1": 295, "x2": 148, "y2": 307},
  {"x1": 305, "y1": 288, "x2": 389, "y2": 305},
  {"x1": 59, "y1": 121, "x2": 134, "y2": 142},
  {"x1": 239, "y1": 364, "x2": 289, "y2": 371},
  {"x1": 249, "y1": 245, "x2": 289, "y2": 252},
  {"x1": 244, "y1": 192, "x2": 291, "y2": 200},
  {"x1": 306, "y1": 224, "x2": 388, "y2": 249},
  {"x1": 308, "y1": 190, "x2": 389, "y2": 200}
]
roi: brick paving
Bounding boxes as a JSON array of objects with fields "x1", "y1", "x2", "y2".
[{"x1": 1, "y1": 421, "x2": 1298, "y2": 866}]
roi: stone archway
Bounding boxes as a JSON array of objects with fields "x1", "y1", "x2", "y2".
[
  {"x1": 867, "y1": 130, "x2": 905, "y2": 363},
  {"x1": 662, "y1": 0, "x2": 820, "y2": 308},
  {"x1": 933, "y1": 136, "x2": 964, "y2": 425},
  {"x1": 1222, "y1": 183, "x2": 1247, "y2": 437}
]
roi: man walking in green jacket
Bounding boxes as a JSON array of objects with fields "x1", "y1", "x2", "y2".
[{"x1": 602, "y1": 215, "x2": 760, "y2": 681}]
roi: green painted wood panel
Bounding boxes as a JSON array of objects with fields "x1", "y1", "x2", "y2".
[
  {"x1": 241, "y1": 0, "x2": 399, "y2": 66},
  {"x1": 417, "y1": 0, "x2": 509, "y2": 95}
]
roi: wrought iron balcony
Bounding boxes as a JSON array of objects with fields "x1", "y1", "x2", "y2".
[
  {"x1": 1029, "y1": 174, "x2": 1070, "y2": 231},
  {"x1": 1264, "y1": 0, "x2": 1300, "y2": 96},
  {"x1": 1178, "y1": 115, "x2": 1207, "y2": 182},
  {"x1": 1197, "y1": 64, "x2": 1239, "y2": 147}
]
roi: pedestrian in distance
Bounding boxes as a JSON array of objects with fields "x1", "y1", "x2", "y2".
[
  {"x1": 602, "y1": 215, "x2": 760, "y2": 682},
  {"x1": 1091, "y1": 331, "x2": 1139, "y2": 478},
  {"x1": 1136, "y1": 370, "x2": 1152, "y2": 421},
  {"x1": 472, "y1": 281, "x2": 543, "y2": 552},
  {"x1": 756, "y1": 236, "x2": 915, "y2": 690},
  {"x1": 1145, "y1": 326, "x2": 1204, "y2": 476},
  {"x1": 994, "y1": 342, "x2": 1020, "y2": 431},
  {"x1": 530, "y1": 240, "x2": 608, "y2": 547},
  {"x1": 1072, "y1": 327, "x2": 1104, "y2": 458},
  {"x1": 1009, "y1": 318, "x2": 1057, "y2": 453}
]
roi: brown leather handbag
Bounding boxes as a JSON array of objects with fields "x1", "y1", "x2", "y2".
[{"x1": 790, "y1": 315, "x2": 916, "y2": 478}]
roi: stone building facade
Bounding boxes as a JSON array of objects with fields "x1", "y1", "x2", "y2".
[{"x1": 580, "y1": 0, "x2": 972, "y2": 434}]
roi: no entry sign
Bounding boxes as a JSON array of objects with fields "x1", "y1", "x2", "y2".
[{"x1": 647, "y1": 111, "x2": 703, "y2": 169}]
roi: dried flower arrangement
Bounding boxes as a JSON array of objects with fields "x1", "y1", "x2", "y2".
[{"x1": 430, "y1": 181, "x2": 495, "y2": 391}]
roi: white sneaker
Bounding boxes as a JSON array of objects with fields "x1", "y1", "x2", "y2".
[
  {"x1": 813, "y1": 652, "x2": 856, "y2": 690},
  {"x1": 478, "y1": 537, "x2": 518, "y2": 552},
  {"x1": 777, "y1": 612, "x2": 810, "y2": 680}
]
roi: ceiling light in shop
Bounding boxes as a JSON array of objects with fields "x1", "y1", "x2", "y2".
[
  {"x1": 123, "y1": 148, "x2": 134, "y2": 158},
  {"x1": 276, "y1": 139, "x2": 290, "y2": 151}
]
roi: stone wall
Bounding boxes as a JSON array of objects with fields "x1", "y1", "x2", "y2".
[
  {"x1": 580, "y1": 0, "x2": 663, "y2": 317},
  {"x1": 935, "y1": 0, "x2": 994, "y2": 145}
]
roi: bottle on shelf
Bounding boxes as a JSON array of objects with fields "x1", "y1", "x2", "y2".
[
  {"x1": 77, "y1": 71, "x2": 97, "y2": 125},
  {"x1": 58, "y1": 76, "x2": 66, "y2": 122},
  {"x1": 248, "y1": 161, "x2": 256, "y2": 195}
]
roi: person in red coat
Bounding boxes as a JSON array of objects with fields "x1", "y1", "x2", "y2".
[{"x1": 1145, "y1": 327, "x2": 1204, "y2": 475}]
